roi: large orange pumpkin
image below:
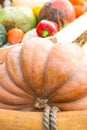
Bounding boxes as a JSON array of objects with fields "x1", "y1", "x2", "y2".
[{"x1": 0, "y1": 37, "x2": 87, "y2": 111}]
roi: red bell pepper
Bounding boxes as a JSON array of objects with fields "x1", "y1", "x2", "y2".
[{"x1": 36, "y1": 20, "x2": 59, "y2": 38}]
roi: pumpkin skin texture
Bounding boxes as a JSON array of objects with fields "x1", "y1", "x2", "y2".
[{"x1": 0, "y1": 37, "x2": 87, "y2": 111}]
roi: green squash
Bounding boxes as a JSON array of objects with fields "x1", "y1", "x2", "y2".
[{"x1": 0, "y1": 24, "x2": 7, "y2": 46}]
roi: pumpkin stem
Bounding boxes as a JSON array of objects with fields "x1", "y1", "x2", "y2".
[{"x1": 35, "y1": 98, "x2": 48, "y2": 109}]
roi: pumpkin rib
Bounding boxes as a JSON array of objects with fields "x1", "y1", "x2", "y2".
[
  {"x1": 42, "y1": 42, "x2": 82, "y2": 98},
  {"x1": 0, "y1": 102, "x2": 33, "y2": 110},
  {"x1": 20, "y1": 46, "x2": 39, "y2": 96},
  {"x1": 6, "y1": 46, "x2": 35, "y2": 96},
  {"x1": 0, "y1": 64, "x2": 34, "y2": 99},
  {"x1": 0, "y1": 84, "x2": 32, "y2": 105},
  {"x1": 0, "y1": 64, "x2": 34, "y2": 106},
  {"x1": 6, "y1": 46, "x2": 34, "y2": 99},
  {"x1": 20, "y1": 37, "x2": 54, "y2": 97},
  {"x1": 41, "y1": 43, "x2": 69, "y2": 98},
  {"x1": 48, "y1": 45, "x2": 87, "y2": 103},
  {"x1": 48, "y1": 67, "x2": 80, "y2": 102},
  {"x1": 41, "y1": 52, "x2": 52, "y2": 98},
  {"x1": 48, "y1": 63, "x2": 87, "y2": 103},
  {"x1": 20, "y1": 45, "x2": 39, "y2": 97},
  {"x1": 50, "y1": 95, "x2": 87, "y2": 111},
  {"x1": 39, "y1": 42, "x2": 55, "y2": 98}
]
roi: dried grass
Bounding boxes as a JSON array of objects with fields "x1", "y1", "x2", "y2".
[{"x1": 73, "y1": 31, "x2": 87, "y2": 46}]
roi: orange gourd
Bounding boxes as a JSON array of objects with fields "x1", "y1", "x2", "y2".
[
  {"x1": 69, "y1": 0, "x2": 87, "y2": 18},
  {"x1": 74, "y1": 5, "x2": 87, "y2": 18},
  {"x1": 7, "y1": 28, "x2": 24, "y2": 45},
  {"x1": 0, "y1": 37, "x2": 87, "y2": 111},
  {"x1": 69, "y1": 0, "x2": 84, "y2": 5}
]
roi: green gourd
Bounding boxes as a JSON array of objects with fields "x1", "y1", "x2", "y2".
[
  {"x1": 2, "y1": 42, "x2": 11, "y2": 47},
  {"x1": 0, "y1": 24, "x2": 7, "y2": 46}
]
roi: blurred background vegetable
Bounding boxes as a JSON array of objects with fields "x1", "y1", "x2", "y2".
[
  {"x1": 0, "y1": 24, "x2": 7, "y2": 46},
  {"x1": 11, "y1": 0, "x2": 49, "y2": 8},
  {"x1": 0, "y1": 0, "x2": 87, "y2": 48},
  {"x1": 11, "y1": 0, "x2": 49, "y2": 21},
  {"x1": 69, "y1": 0, "x2": 87, "y2": 18},
  {"x1": 7, "y1": 28, "x2": 24, "y2": 44},
  {"x1": 36, "y1": 20, "x2": 59, "y2": 37},
  {"x1": 69, "y1": 0, "x2": 84, "y2": 5},
  {"x1": 38, "y1": 0, "x2": 76, "y2": 29},
  {"x1": 0, "y1": 6, "x2": 37, "y2": 32}
]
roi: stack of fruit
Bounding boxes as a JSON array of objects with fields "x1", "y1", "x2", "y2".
[{"x1": 0, "y1": 0, "x2": 86, "y2": 47}]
